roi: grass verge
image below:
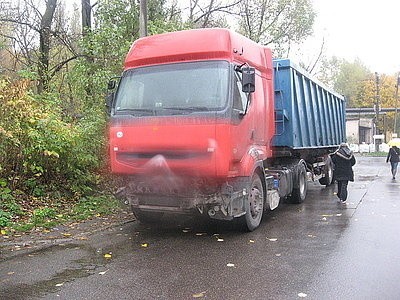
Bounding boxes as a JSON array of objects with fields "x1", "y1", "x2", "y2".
[{"x1": 0, "y1": 194, "x2": 121, "y2": 235}]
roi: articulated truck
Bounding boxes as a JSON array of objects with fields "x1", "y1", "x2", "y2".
[{"x1": 106, "y1": 28, "x2": 345, "y2": 231}]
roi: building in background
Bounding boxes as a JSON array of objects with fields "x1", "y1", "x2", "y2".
[{"x1": 346, "y1": 117, "x2": 373, "y2": 144}]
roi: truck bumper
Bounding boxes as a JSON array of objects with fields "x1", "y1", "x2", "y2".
[{"x1": 114, "y1": 176, "x2": 250, "y2": 220}]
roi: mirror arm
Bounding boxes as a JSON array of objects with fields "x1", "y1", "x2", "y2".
[{"x1": 242, "y1": 93, "x2": 251, "y2": 116}]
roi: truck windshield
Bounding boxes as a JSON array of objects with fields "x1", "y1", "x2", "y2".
[{"x1": 114, "y1": 61, "x2": 229, "y2": 115}]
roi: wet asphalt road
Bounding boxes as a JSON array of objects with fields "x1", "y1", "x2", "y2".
[{"x1": 1, "y1": 155, "x2": 400, "y2": 300}]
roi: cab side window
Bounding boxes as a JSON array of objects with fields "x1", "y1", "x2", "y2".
[{"x1": 233, "y1": 72, "x2": 247, "y2": 112}]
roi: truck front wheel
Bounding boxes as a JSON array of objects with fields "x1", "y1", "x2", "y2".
[{"x1": 241, "y1": 174, "x2": 264, "y2": 231}]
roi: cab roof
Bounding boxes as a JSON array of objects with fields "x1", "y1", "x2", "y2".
[{"x1": 124, "y1": 28, "x2": 272, "y2": 78}]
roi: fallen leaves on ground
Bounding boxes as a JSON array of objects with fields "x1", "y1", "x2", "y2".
[
  {"x1": 99, "y1": 270, "x2": 109, "y2": 275},
  {"x1": 192, "y1": 291, "x2": 206, "y2": 298}
]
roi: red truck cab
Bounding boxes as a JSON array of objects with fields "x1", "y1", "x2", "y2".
[{"x1": 107, "y1": 28, "x2": 340, "y2": 231}]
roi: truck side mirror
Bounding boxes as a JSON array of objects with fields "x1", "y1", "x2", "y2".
[
  {"x1": 242, "y1": 67, "x2": 255, "y2": 93},
  {"x1": 106, "y1": 77, "x2": 120, "y2": 115},
  {"x1": 108, "y1": 79, "x2": 116, "y2": 90}
]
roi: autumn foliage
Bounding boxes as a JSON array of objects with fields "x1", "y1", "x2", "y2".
[{"x1": 0, "y1": 78, "x2": 105, "y2": 197}]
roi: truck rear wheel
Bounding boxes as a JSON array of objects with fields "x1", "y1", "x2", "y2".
[
  {"x1": 241, "y1": 174, "x2": 264, "y2": 231},
  {"x1": 289, "y1": 164, "x2": 307, "y2": 204},
  {"x1": 319, "y1": 157, "x2": 333, "y2": 186},
  {"x1": 132, "y1": 208, "x2": 164, "y2": 224}
]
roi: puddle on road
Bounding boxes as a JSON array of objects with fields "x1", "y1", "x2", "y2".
[
  {"x1": 0, "y1": 243, "x2": 110, "y2": 299},
  {"x1": 357, "y1": 175, "x2": 378, "y2": 181}
]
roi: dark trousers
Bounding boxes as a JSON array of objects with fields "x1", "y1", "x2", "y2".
[{"x1": 337, "y1": 180, "x2": 349, "y2": 201}]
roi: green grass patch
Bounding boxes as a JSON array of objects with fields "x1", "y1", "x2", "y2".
[
  {"x1": 0, "y1": 210, "x2": 12, "y2": 227},
  {"x1": 71, "y1": 195, "x2": 120, "y2": 221},
  {"x1": 1, "y1": 194, "x2": 121, "y2": 233}
]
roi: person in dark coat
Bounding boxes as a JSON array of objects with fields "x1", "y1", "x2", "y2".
[
  {"x1": 386, "y1": 145, "x2": 400, "y2": 179},
  {"x1": 331, "y1": 143, "x2": 356, "y2": 204}
]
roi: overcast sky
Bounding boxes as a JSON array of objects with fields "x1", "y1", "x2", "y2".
[
  {"x1": 307, "y1": 0, "x2": 400, "y2": 75},
  {"x1": 63, "y1": 0, "x2": 399, "y2": 75}
]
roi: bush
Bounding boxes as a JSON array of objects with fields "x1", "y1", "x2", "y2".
[
  {"x1": 0, "y1": 210, "x2": 12, "y2": 227},
  {"x1": 0, "y1": 78, "x2": 106, "y2": 197}
]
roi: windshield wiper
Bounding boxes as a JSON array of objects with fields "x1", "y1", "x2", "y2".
[
  {"x1": 162, "y1": 106, "x2": 211, "y2": 112},
  {"x1": 115, "y1": 108, "x2": 156, "y2": 115}
]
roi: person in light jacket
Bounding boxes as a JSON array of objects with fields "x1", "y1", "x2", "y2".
[
  {"x1": 331, "y1": 143, "x2": 356, "y2": 204},
  {"x1": 386, "y1": 145, "x2": 400, "y2": 179}
]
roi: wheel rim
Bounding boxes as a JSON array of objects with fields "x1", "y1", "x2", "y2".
[{"x1": 249, "y1": 184, "x2": 263, "y2": 219}]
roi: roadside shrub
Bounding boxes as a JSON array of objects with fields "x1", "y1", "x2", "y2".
[
  {"x1": 31, "y1": 207, "x2": 56, "y2": 225},
  {"x1": 0, "y1": 78, "x2": 106, "y2": 198},
  {"x1": 0, "y1": 210, "x2": 12, "y2": 227}
]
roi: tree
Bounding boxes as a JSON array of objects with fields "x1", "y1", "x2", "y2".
[
  {"x1": 184, "y1": 0, "x2": 241, "y2": 28},
  {"x1": 333, "y1": 58, "x2": 371, "y2": 107},
  {"x1": 37, "y1": 0, "x2": 57, "y2": 92},
  {"x1": 237, "y1": 0, "x2": 315, "y2": 57},
  {"x1": 82, "y1": 0, "x2": 92, "y2": 36},
  {"x1": 0, "y1": 0, "x2": 80, "y2": 93},
  {"x1": 314, "y1": 56, "x2": 342, "y2": 89},
  {"x1": 298, "y1": 36, "x2": 326, "y2": 75},
  {"x1": 317, "y1": 57, "x2": 371, "y2": 107},
  {"x1": 322, "y1": 56, "x2": 400, "y2": 134}
]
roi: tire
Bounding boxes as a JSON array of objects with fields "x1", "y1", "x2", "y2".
[
  {"x1": 319, "y1": 157, "x2": 333, "y2": 186},
  {"x1": 240, "y1": 174, "x2": 264, "y2": 231},
  {"x1": 289, "y1": 164, "x2": 307, "y2": 204},
  {"x1": 132, "y1": 208, "x2": 164, "y2": 224}
]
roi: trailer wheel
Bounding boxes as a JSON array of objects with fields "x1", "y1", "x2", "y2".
[
  {"x1": 319, "y1": 157, "x2": 333, "y2": 186},
  {"x1": 132, "y1": 208, "x2": 164, "y2": 224},
  {"x1": 240, "y1": 174, "x2": 264, "y2": 231},
  {"x1": 289, "y1": 164, "x2": 307, "y2": 204}
]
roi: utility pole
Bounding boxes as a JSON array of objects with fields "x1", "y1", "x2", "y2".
[
  {"x1": 374, "y1": 72, "x2": 380, "y2": 152},
  {"x1": 394, "y1": 74, "x2": 400, "y2": 137},
  {"x1": 139, "y1": 0, "x2": 148, "y2": 37}
]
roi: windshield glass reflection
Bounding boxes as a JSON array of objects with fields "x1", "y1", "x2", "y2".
[{"x1": 114, "y1": 61, "x2": 229, "y2": 115}]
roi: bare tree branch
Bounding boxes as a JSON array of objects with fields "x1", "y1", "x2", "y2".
[
  {"x1": 308, "y1": 37, "x2": 325, "y2": 74},
  {"x1": 49, "y1": 54, "x2": 83, "y2": 78},
  {"x1": 192, "y1": 0, "x2": 242, "y2": 26},
  {"x1": 0, "y1": 17, "x2": 40, "y2": 32}
]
